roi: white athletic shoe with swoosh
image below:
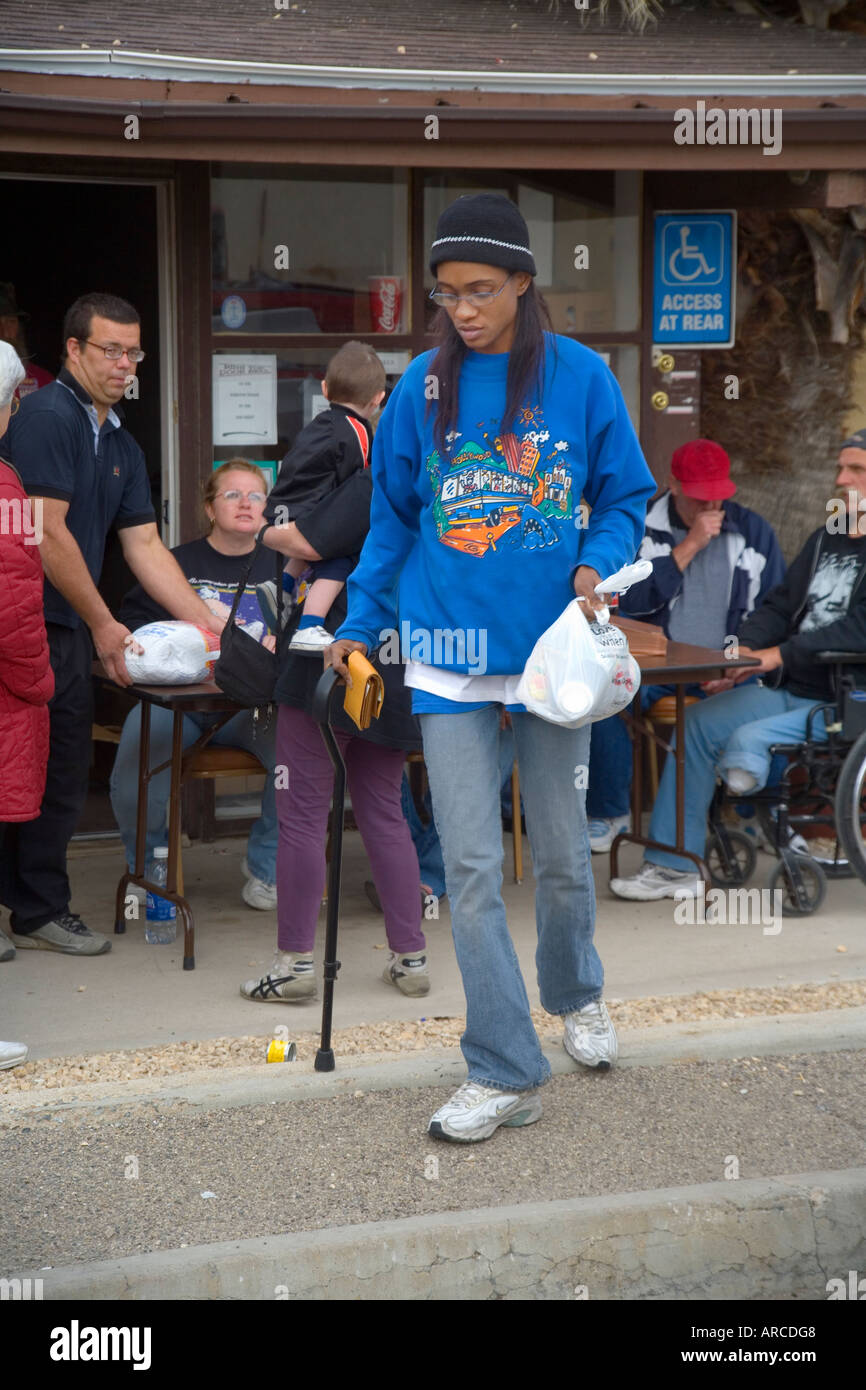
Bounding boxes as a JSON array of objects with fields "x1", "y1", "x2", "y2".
[{"x1": 428, "y1": 1080, "x2": 543, "y2": 1143}]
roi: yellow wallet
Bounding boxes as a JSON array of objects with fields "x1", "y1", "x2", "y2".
[{"x1": 343, "y1": 651, "x2": 385, "y2": 731}]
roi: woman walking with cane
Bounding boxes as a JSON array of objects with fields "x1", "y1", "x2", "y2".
[{"x1": 329, "y1": 193, "x2": 655, "y2": 1142}]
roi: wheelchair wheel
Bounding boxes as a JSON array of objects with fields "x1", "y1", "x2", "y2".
[
  {"x1": 835, "y1": 729, "x2": 866, "y2": 889},
  {"x1": 705, "y1": 829, "x2": 758, "y2": 888},
  {"x1": 768, "y1": 853, "x2": 827, "y2": 917}
]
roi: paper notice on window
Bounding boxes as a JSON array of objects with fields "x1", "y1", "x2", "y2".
[{"x1": 213, "y1": 355, "x2": 277, "y2": 445}]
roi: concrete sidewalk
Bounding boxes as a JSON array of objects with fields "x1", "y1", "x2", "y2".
[{"x1": 2, "y1": 829, "x2": 864, "y2": 1061}]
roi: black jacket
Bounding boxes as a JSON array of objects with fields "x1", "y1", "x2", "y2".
[
  {"x1": 265, "y1": 469, "x2": 421, "y2": 751},
  {"x1": 737, "y1": 528, "x2": 866, "y2": 702},
  {"x1": 269, "y1": 403, "x2": 372, "y2": 520}
]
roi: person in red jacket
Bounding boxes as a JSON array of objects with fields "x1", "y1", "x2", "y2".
[{"x1": 0, "y1": 340, "x2": 53, "y2": 1069}]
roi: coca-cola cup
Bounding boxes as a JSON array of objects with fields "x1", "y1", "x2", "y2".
[{"x1": 368, "y1": 275, "x2": 403, "y2": 334}]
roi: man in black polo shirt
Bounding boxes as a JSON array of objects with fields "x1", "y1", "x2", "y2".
[{"x1": 0, "y1": 292, "x2": 226, "y2": 957}]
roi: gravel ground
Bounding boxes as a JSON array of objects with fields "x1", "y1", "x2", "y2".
[
  {"x1": 2, "y1": 978, "x2": 865, "y2": 1094},
  {"x1": 1, "y1": 1049, "x2": 862, "y2": 1274}
]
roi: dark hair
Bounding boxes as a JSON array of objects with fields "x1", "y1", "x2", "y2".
[
  {"x1": 325, "y1": 340, "x2": 385, "y2": 407},
  {"x1": 427, "y1": 281, "x2": 554, "y2": 458},
  {"x1": 62, "y1": 293, "x2": 140, "y2": 357}
]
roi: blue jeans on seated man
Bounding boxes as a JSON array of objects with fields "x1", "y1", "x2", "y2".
[
  {"x1": 644, "y1": 684, "x2": 827, "y2": 874},
  {"x1": 420, "y1": 707, "x2": 603, "y2": 1093},
  {"x1": 109, "y1": 704, "x2": 278, "y2": 885},
  {"x1": 586, "y1": 683, "x2": 706, "y2": 821}
]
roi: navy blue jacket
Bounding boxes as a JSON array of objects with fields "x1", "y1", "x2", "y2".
[{"x1": 620, "y1": 492, "x2": 785, "y2": 640}]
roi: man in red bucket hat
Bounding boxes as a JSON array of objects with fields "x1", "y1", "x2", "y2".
[{"x1": 586, "y1": 437, "x2": 785, "y2": 856}]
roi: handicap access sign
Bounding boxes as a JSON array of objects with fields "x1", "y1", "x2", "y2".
[{"x1": 653, "y1": 212, "x2": 736, "y2": 349}]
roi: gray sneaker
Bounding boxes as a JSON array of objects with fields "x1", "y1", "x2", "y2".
[
  {"x1": 0, "y1": 930, "x2": 15, "y2": 962},
  {"x1": 11, "y1": 912, "x2": 112, "y2": 956}
]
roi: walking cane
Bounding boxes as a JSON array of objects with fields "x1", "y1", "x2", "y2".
[{"x1": 312, "y1": 656, "x2": 384, "y2": 1072}]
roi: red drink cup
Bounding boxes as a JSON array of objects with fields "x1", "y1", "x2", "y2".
[{"x1": 368, "y1": 275, "x2": 403, "y2": 333}]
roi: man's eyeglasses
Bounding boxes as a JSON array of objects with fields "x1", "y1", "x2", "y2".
[
  {"x1": 81, "y1": 339, "x2": 146, "y2": 363},
  {"x1": 216, "y1": 489, "x2": 266, "y2": 504},
  {"x1": 429, "y1": 274, "x2": 513, "y2": 309}
]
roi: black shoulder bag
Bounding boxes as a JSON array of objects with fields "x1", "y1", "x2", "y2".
[{"x1": 212, "y1": 537, "x2": 284, "y2": 707}]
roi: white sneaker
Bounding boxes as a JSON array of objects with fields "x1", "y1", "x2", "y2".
[
  {"x1": 428, "y1": 1080, "x2": 543, "y2": 1143},
  {"x1": 1, "y1": 930, "x2": 15, "y2": 962},
  {"x1": 241, "y1": 857, "x2": 278, "y2": 911},
  {"x1": 382, "y1": 949, "x2": 430, "y2": 997},
  {"x1": 289, "y1": 624, "x2": 335, "y2": 653},
  {"x1": 609, "y1": 860, "x2": 701, "y2": 900},
  {"x1": 0, "y1": 1041, "x2": 28, "y2": 1071},
  {"x1": 588, "y1": 815, "x2": 630, "y2": 853},
  {"x1": 563, "y1": 1000, "x2": 617, "y2": 1071},
  {"x1": 240, "y1": 950, "x2": 316, "y2": 1001}
]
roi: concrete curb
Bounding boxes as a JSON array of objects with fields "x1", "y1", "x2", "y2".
[
  {"x1": 4, "y1": 1004, "x2": 865, "y2": 1121},
  {"x1": 16, "y1": 1168, "x2": 866, "y2": 1301}
]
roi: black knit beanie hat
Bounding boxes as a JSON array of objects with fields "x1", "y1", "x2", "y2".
[{"x1": 429, "y1": 193, "x2": 537, "y2": 277}]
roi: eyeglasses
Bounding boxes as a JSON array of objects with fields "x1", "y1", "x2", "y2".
[
  {"x1": 10, "y1": 395, "x2": 19, "y2": 415},
  {"x1": 215, "y1": 489, "x2": 266, "y2": 504},
  {"x1": 429, "y1": 275, "x2": 513, "y2": 309},
  {"x1": 81, "y1": 339, "x2": 146, "y2": 363}
]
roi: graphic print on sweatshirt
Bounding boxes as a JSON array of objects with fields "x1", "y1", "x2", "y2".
[
  {"x1": 798, "y1": 552, "x2": 861, "y2": 634},
  {"x1": 424, "y1": 406, "x2": 575, "y2": 558}
]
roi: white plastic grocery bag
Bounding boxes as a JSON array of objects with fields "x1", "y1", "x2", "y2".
[
  {"x1": 124, "y1": 621, "x2": 221, "y2": 685},
  {"x1": 516, "y1": 602, "x2": 641, "y2": 729}
]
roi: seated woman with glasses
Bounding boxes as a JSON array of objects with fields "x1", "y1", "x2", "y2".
[{"x1": 109, "y1": 459, "x2": 281, "y2": 910}]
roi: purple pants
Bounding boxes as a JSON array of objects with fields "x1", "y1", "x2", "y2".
[{"x1": 275, "y1": 704, "x2": 426, "y2": 956}]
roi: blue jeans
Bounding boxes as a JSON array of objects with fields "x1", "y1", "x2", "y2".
[
  {"x1": 420, "y1": 707, "x2": 603, "y2": 1092},
  {"x1": 109, "y1": 704, "x2": 278, "y2": 885},
  {"x1": 586, "y1": 683, "x2": 705, "y2": 819},
  {"x1": 646, "y1": 684, "x2": 827, "y2": 873}
]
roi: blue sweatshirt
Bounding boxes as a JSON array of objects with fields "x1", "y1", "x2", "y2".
[{"x1": 337, "y1": 333, "x2": 656, "y2": 683}]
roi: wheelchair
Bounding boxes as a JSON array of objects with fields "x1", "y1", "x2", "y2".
[{"x1": 705, "y1": 652, "x2": 866, "y2": 916}]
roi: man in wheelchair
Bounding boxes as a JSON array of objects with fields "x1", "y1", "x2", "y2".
[{"x1": 611, "y1": 431, "x2": 866, "y2": 902}]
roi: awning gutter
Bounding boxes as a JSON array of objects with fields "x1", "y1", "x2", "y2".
[{"x1": 1, "y1": 48, "x2": 865, "y2": 97}]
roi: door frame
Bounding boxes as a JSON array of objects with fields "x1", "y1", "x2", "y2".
[{"x1": 0, "y1": 169, "x2": 180, "y2": 543}]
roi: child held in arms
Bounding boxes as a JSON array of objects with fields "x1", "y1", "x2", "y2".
[{"x1": 260, "y1": 341, "x2": 385, "y2": 653}]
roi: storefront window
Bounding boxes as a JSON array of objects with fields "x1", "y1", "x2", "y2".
[
  {"x1": 211, "y1": 348, "x2": 409, "y2": 485},
  {"x1": 211, "y1": 166, "x2": 409, "y2": 335},
  {"x1": 423, "y1": 171, "x2": 640, "y2": 336},
  {"x1": 594, "y1": 345, "x2": 641, "y2": 432}
]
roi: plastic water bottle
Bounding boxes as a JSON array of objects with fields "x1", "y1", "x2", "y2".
[{"x1": 145, "y1": 846, "x2": 177, "y2": 944}]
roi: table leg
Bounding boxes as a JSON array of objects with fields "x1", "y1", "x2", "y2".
[
  {"x1": 116, "y1": 699, "x2": 152, "y2": 936},
  {"x1": 165, "y1": 709, "x2": 195, "y2": 970},
  {"x1": 675, "y1": 684, "x2": 685, "y2": 850},
  {"x1": 609, "y1": 686, "x2": 711, "y2": 885},
  {"x1": 610, "y1": 696, "x2": 642, "y2": 880},
  {"x1": 511, "y1": 762, "x2": 523, "y2": 884}
]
